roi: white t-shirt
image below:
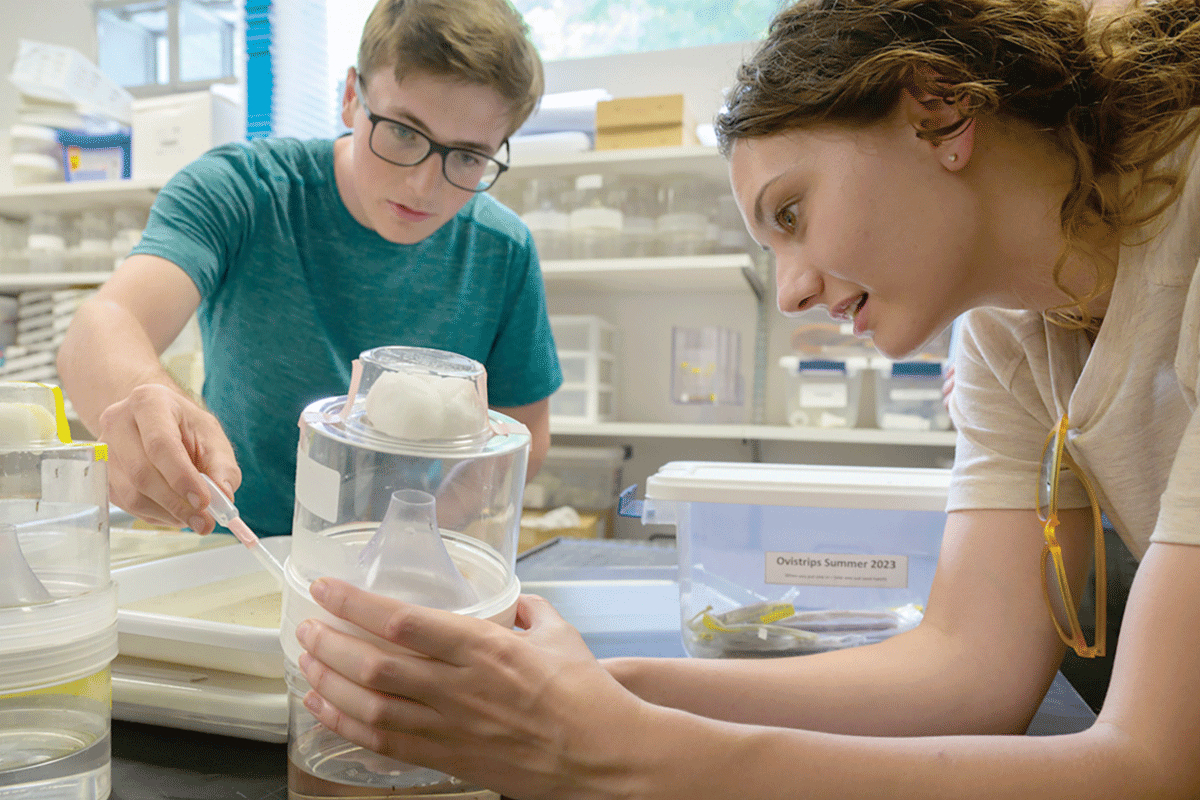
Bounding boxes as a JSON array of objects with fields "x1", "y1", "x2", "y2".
[{"x1": 947, "y1": 130, "x2": 1200, "y2": 560}]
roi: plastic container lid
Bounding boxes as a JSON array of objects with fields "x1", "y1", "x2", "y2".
[
  {"x1": 644, "y1": 461, "x2": 950, "y2": 511},
  {"x1": 9, "y1": 123, "x2": 59, "y2": 144},
  {"x1": 0, "y1": 585, "x2": 118, "y2": 693},
  {"x1": 779, "y1": 356, "x2": 870, "y2": 374},
  {"x1": 11, "y1": 152, "x2": 62, "y2": 173},
  {"x1": 543, "y1": 445, "x2": 626, "y2": 465},
  {"x1": 891, "y1": 361, "x2": 945, "y2": 377}
]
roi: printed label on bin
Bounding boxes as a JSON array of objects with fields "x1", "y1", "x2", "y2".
[
  {"x1": 800, "y1": 384, "x2": 848, "y2": 408},
  {"x1": 889, "y1": 388, "x2": 943, "y2": 402},
  {"x1": 765, "y1": 551, "x2": 908, "y2": 588}
]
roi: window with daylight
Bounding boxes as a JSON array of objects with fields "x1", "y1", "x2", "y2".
[{"x1": 513, "y1": 0, "x2": 784, "y2": 61}]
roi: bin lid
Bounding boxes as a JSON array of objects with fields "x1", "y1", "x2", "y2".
[
  {"x1": 544, "y1": 445, "x2": 626, "y2": 465},
  {"x1": 644, "y1": 461, "x2": 950, "y2": 511}
]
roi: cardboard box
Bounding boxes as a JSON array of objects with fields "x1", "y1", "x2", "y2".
[
  {"x1": 594, "y1": 94, "x2": 700, "y2": 150},
  {"x1": 132, "y1": 90, "x2": 244, "y2": 181}
]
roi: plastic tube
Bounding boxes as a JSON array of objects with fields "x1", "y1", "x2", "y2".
[{"x1": 200, "y1": 474, "x2": 285, "y2": 586}]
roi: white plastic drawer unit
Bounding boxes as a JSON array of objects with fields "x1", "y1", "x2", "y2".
[
  {"x1": 641, "y1": 462, "x2": 951, "y2": 658},
  {"x1": 549, "y1": 314, "x2": 617, "y2": 423}
]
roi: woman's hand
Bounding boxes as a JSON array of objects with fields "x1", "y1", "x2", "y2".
[
  {"x1": 296, "y1": 579, "x2": 656, "y2": 800},
  {"x1": 97, "y1": 383, "x2": 240, "y2": 532}
]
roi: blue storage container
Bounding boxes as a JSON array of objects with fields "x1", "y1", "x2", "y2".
[{"x1": 56, "y1": 128, "x2": 132, "y2": 181}]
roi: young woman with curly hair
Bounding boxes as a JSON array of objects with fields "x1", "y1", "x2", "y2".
[{"x1": 290, "y1": 1, "x2": 1200, "y2": 797}]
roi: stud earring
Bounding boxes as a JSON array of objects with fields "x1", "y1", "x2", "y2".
[{"x1": 948, "y1": 154, "x2": 958, "y2": 162}]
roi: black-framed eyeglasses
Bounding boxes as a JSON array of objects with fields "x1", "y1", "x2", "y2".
[{"x1": 356, "y1": 79, "x2": 509, "y2": 192}]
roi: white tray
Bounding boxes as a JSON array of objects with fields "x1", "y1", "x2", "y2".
[
  {"x1": 112, "y1": 655, "x2": 288, "y2": 743},
  {"x1": 110, "y1": 525, "x2": 237, "y2": 570},
  {"x1": 113, "y1": 536, "x2": 290, "y2": 678}
]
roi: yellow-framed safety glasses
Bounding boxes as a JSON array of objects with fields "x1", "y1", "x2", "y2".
[{"x1": 1037, "y1": 414, "x2": 1106, "y2": 658}]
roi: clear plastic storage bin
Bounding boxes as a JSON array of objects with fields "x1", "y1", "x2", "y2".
[
  {"x1": 779, "y1": 356, "x2": 867, "y2": 428},
  {"x1": 525, "y1": 445, "x2": 626, "y2": 539},
  {"x1": 875, "y1": 361, "x2": 952, "y2": 431},
  {"x1": 641, "y1": 462, "x2": 950, "y2": 658}
]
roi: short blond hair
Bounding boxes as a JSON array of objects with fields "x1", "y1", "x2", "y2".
[{"x1": 357, "y1": 0, "x2": 544, "y2": 137}]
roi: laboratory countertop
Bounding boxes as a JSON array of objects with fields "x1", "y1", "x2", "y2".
[
  {"x1": 110, "y1": 674, "x2": 1096, "y2": 800},
  {"x1": 109, "y1": 538, "x2": 1097, "y2": 799}
]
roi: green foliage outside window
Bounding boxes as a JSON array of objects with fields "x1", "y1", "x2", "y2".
[{"x1": 514, "y1": 0, "x2": 785, "y2": 61}]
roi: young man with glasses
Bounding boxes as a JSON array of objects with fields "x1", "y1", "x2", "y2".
[{"x1": 57, "y1": 0, "x2": 559, "y2": 538}]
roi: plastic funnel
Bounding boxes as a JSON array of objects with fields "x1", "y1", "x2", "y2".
[
  {"x1": 355, "y1": 490, "x2": 478, "y2": 610},
  {"x1": 0, "y1": 522, "x2": 51, "y2": 607}
]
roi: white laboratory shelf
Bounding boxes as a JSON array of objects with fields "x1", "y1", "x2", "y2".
[
  {"x1": 0, "y1": 272, "x2": 112, "y2": 293},
  {"x1": 0, "y1": 179, "x2": 162, "y2": 216},
  {"x1": 549, "y1": 420, "x2": 958, "y2": 447},
  {"x1": 509, "y1": 145, "x2": 725, "y2": 179},
  {"x1": 542, "y1": 253, "x2": 763, "y2": 295}
]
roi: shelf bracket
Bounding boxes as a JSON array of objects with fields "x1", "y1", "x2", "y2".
[{"x1": 740, "y1": 264, "x2": 766, "y2": 302}]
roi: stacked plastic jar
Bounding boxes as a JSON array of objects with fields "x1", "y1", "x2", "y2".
[
  {"x1": 0, "y1": 382, "x2": 117, "y2": 800},
  {"x1": 281, "y1": 346, "x2": 530, "y2": 800}
]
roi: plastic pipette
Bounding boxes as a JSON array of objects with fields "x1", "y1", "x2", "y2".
[{"x1": 200, "y1": 474, "x2": 286, "y2": 586}]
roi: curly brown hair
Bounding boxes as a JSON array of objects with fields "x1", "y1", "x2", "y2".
[
  {"x1": 715, "y1": 0, "x2": 1200, "y2": 328},
  {"x1": 357, "y1": 0, "x2": 544, "y2": 138}
]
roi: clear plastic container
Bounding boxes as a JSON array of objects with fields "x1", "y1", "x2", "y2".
[
  {"x1": 111, "y1": 205, "x2": 147, "y2": 263},
  {"x1": 9, "y1": 124, "x2": 61, "y2": 158},
  {"x1": 617, "y1": 177, "x2": 661, "y2": 257},
  {"x1": 779, "y1": 356, "x2": 866, "y2": 428},
  {"x1": 75, "y1": 210, "x2": 114, "y2": 273},
  {"x1": 526, "y1": 446, "x2": 625, "y2": 512},
  {"x1": 0, "y1": 382, "x2": 117, "y2": 800},
  {"x1": 658, "y1": 174, "x2": 711, "y2": 256},
  {"x1": 714, "y1": 193, "x2": 751, "y2": 254},
  {"x1": 27, "y1": 211, "x2": 66, "y2": 273},
  {"x1": 567, "y1": 174, "x2": 623, "y2": 259},
  {"x1": 875, "y1": 361, "x2": 952, "y2": 431},
  {"x1": 281, "y1": 346, "x2": 529, "y2": 799},
  {"x1": 671, "y1": 326, "x2": 742, "y2": 406},
  {"x1": 520, "y1": 177, "x2": 570, "y2": 261},
  {"x1": 641, "y1": 461, "x2": 949, "y2": 658}
]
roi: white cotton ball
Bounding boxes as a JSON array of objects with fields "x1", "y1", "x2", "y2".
[
  {"x1": 439, "y1": 378, "x2": 486, "y2": 438},
  {"x1": 0, "y1": 402, "x2": 58, "y2": 447},
  {"x1": 364, "y1": 371, "x2": 445, "y2": 440}
]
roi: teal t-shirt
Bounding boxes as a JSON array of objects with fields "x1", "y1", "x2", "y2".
[{"x1": 132, "y1": 137, "x2": 561, "y2": 536}]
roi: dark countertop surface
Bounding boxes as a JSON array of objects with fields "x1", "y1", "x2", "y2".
[{"x1": 109, "y1": 537, "x2": 1097, "y2": 799}]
